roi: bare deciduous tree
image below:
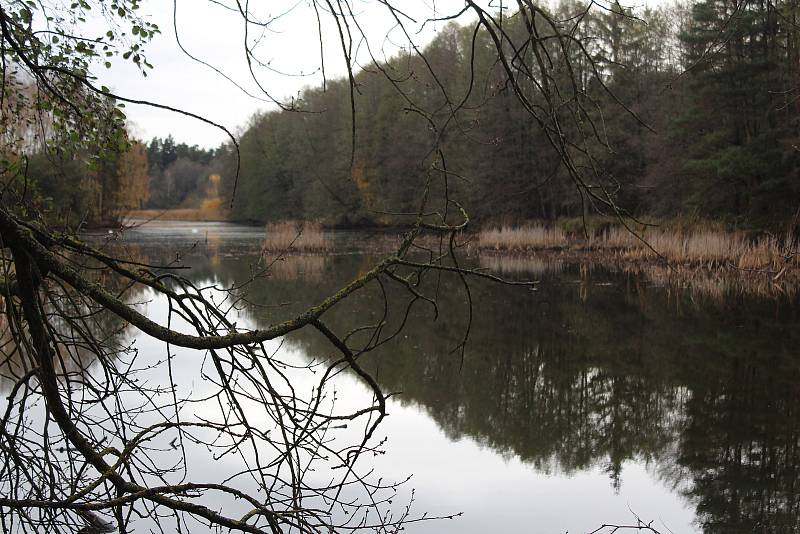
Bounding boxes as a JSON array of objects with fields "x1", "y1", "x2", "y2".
[{"x1": 0, "y1": 1, "x2": 640, "y2": 532}]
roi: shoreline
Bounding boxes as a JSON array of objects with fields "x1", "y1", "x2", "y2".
[
  {"x1": 123, "y1": 208, "x2": 228, "y2": 223},
  {"x1": 116, "y1": 216, "x2": 799, "y2": 279},
  {"x1": 476, "y1": 246, "x2": 796, "y2": 277},
  {"x1": 89, "y1": 217, "x2": 800, "y2": 298}
]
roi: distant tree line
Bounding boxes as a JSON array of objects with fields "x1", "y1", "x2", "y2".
[
  {"x1": 0, "y1": 74, "x2": 150, "y2": 226},
  {"x1": 5, "y1": 128, "x2": 226, "y2": 225},
  {"x1": 144, "y1": 136, "x2": 222, "y2": 209},
  {"x1": 0, "y1": 74, "x2": 151, "y2": 226},
  {"x1": 9, "y1": 0, "x2": 798, "y2": 229},
  {"x1": 24, "y1": 139, "x2": 151, "y2": 225},
  {"x1": 216, "y1": 0, "x2": 800, "y2": 229}
]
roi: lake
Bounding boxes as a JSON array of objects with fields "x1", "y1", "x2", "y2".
[{"x1": 81, "y1": 220, "x2": 800, "y2": 533}]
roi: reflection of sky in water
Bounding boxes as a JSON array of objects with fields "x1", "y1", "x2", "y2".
[
  {"x1": 131, "y1": 285, "x2": 697, "y2": 534},
  {"x1": 62, "y1": 219, "x2": 800, "y2": 533},
  {"x1": 84, "y1": 221, "x2": 700, "y2": 533},
  {"x1": 364, "y1": 401, "x2": 696, "y2": 534}
]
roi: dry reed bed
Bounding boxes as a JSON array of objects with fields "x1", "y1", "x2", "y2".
[
  {"x1": 479, "y1": 225, "x2": 566, "y2": 251},
  {"x1": 478, "y1": 224, "x2": 796, "y2": 272},
  {"x1": 262, "y1": 220, "x2": 332, "y2": 253},
  {"x1": 596, "y1": 228, "x2": 795, "y2": 272}
]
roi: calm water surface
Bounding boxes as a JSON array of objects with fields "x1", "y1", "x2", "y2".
[{"x1": 89, "y1": 221, "x2": 800, "y2": 533}]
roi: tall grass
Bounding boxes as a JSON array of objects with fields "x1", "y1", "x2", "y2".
[
  {"x1": 478, "y1": 225, "x2": 566, "y2": 251},
  {"x1": 478, "y1": 223, "x2": 796, "y2": 270},
  {"x1": 597, "y1": 227, "x2": 794, "y2": 269},
  {"x1": 263, "y1": 220, "x2": 332, "y2": 253},
  {"x1": 595, "y1": 227, "x2": 745, "y2": 262}
]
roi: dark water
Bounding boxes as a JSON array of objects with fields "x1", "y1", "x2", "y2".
[{"x1": 92, "y1": 221, "x2": 800, "y2": 533}]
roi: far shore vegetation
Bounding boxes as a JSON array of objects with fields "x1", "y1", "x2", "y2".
[
  {"x1": 262, "y1": 220, "x2": 332, "y2": 253},
  {"x1": 113, "y1": 0, "x2": 799, "y2": 288},
  {"x1": 477, "y1": 219, "x2": 797, "y2": 271},
  {"x1": 28, "y1": 0, "x2": 800, "y2": 233},
  {"x1": 24, "y1": 0, "x2": 800, "y2": 289},
  {"x1": 123, "y1": 208, "x2": 798, "y2": 285}
]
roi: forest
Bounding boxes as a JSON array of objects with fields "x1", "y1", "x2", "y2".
[
  {"x1": 2, "y1": 0, "x2": 799, "y2": 532},
  {"x1": 212, "y1": 0, "x2": 800, "y2": 229},
  {"x1": 13, "y1": 0, "x2": 799, "y2": 230}
]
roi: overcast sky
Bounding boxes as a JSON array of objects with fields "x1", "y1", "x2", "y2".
[{"x1": 95, "y1": 1, "x2": 494, "y2": 148}]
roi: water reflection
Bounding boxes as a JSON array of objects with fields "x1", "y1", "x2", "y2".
[
  {"x1": 260, "y1": 254, "x2": 329, "y2": 281},
  {"x1": 0, "y1": 267, "x2": 147, "y2": 394},
  {"x1": 479, "y1": 254, "x2": 564, "y2": 276},
  {"x1": 88, "y1": 225, "x2": 800, "y2": 532}
]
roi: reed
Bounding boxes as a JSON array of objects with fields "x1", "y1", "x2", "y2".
[
  {"x1": 479, "y1": 223, "x2": 797, "y2": 271},
  {"x1": 263, "y1": 220, "x2": 332, "y2": 253},
  {"x1": 737, "y1": 234, "x2": 795, "y2": 270},
  {"x1": 478, "y1": 225, "x2": 567, "y2": 251},
  {"x1": 603, "y1": 228, "x2": 791, "y2": 269}
]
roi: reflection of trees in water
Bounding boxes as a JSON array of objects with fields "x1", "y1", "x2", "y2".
[
  {"x1": 0, "y1": 245, "x2": 159, "y2": 533},
  {"x1": 677, "y1": 351, "x2": 800, "y2": 533},
  {"x1": 126, "y1": 246, "x2": 800, "y2": 531},
  {"x1": 6, "y1": 235, "x2": 439, "y2": 533},
  {"x1": 244, "y1": 257, "x2": 800, "y2": 530},
  {"x1": 0, "y1": 259, "x2": 147, "y2": 392}
]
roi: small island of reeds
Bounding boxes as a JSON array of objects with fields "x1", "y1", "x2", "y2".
[{"x1": 262, "y1": 220, "x2": 333, "y2": 254}]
